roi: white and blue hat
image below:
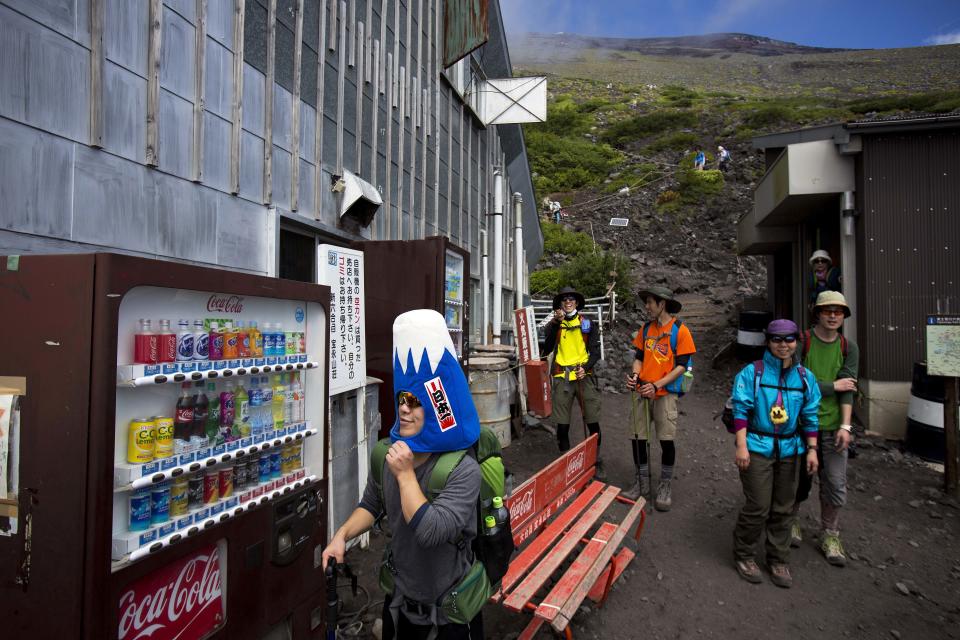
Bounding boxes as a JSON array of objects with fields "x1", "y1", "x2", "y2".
[{"x1": 389, "y1": 310, "x2": 480, "y2": 452}]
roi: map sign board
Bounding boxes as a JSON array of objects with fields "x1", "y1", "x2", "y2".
[{"x1": 926, "y1": 316, "x2": 960, "y2": 377}]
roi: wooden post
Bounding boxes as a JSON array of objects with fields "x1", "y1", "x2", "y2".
[
  {"x1": 946, "y1": 377, "x2": 960, "y2": 497},
  {"x1": 193, "y1": 0, "x2": 208, "y2": 182},
  {"x1": 146, "y1": 0, "x2": 162, "y2": 166},
  {"x1": 229, "y1": 0, "x2": 245, "y2": 194}
]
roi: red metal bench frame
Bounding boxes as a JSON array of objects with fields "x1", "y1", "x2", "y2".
[{"x1": 498, "y1": 435, "x2": 646, "y2": 638}]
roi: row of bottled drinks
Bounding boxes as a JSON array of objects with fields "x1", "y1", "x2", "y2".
[
  {"x1": 127, "y1": 373, "x2": 305, "y2": 464},
  {"x1": 128, "y1": 443, "x2": 303, "y2": 532},
  {"x1": 133, "y1": 318, "x2": 306, "y2": 364}
]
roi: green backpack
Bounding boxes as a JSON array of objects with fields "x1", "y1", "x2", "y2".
[{"x1": 371, "y1": 427, "x2": 515, "y2": 622}]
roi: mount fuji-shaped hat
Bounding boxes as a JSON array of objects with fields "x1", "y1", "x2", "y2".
[{"x1": 389, "y1": 309, "x2": 480, "y2": 452}]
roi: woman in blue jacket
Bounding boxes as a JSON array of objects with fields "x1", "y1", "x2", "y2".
[{"x1": 729, "y1": 319, "x2": 820, "y2": 588}]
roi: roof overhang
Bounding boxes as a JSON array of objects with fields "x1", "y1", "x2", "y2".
[{"x1": 338, "y1": 170, "x2": 382, "y2": 227}]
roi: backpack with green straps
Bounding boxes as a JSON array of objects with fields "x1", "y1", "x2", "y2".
[{"x1": 371, "y1": 426, "x2": 515, "y2": 602}]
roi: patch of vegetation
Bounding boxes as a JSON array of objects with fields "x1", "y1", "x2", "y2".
[
  {"x1": 600, "y1": 110, "x2": 698, "y2": 147},
  {"x1": 556, "y1": 250, "x2": 634, "y2": 302},
  {"x1": 661, "y1": 85, "x2": 700, "y2": 107},
  {"x1": 533, "y1": 96, "x2": 592, "y2": 137},
  {"x1": 655, "y1": 189, "x2": 682, "y2": 214},
  {"x1": 678, "y1": 168, "x2": 725, "y2": 203},
  {"x1": 529, "y1": 268, "x2": 563, "y2": 296},
  {"x1": 742, "y1": 104, "x2": 797, "y2": 129},
  {"x1": 646, "y1": 131, "x2": 699, "y2": 153},
  {"x1": 846, "y1": 90, "x2": 960, "y2": 115},
  {"x1": 525, "y1": 130, "x2": 623, "y2": 196},
  {"x1": 542, "y1": 222, "x2": 594, "y2": 256}
]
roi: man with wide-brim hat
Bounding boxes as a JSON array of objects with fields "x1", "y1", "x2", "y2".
[
  {"x1": 542, "y1": 285, "x2": 603, "y2": 476},
  {"x1": 625, "y1": 286, "x2": 696, "y2": 511},
  {"x1": 791, "y1": 290, "x2": 859, "y2": 567}
]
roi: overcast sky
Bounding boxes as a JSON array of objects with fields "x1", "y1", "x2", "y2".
[{"x1": 500, "y1": 0, "x2": 960, "y2": 49}]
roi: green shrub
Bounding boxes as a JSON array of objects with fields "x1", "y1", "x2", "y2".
[
  {"x1": 542, "y1": 222, "x2": 593, "y2": 256},
  {"x1": 557, "y1": 251, "x2": 634, "y2": 302},
  {"x1": 846, "y1": 90, "x2": 960, "y2": 115},
  {"x1": 530, "y1": 268, "x2": 562, "y2": 296},
  {"x1": 743, "y1": 105, "x2": 796, "y2": 129},
  {"x1": 600, "y1": 110, "x2": 698, "y2": 147},
  {"x1": 530, "y1": 97, "x2": 591, "y2": 137},
  {"x1": 524, "y1": 130, "x2": 623, "y2": 196},
  {"x1": 678, "y1": 169, "x2": 724, "y2": 203},
  {"x1": 579, "y1": 97, "x2": 611, "y2": 113},
  {"x1": 646, "y1": 131, "x2": 699, "y2": 153},
  {"x1": 661, "y1": 85, "x2": 700, "y2": 105}
]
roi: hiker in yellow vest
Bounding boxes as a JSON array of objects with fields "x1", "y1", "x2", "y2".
[{"x1": 542, "y1": 286, "x2": 604, "y2": 477}]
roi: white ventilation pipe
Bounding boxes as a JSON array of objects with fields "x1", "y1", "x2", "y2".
[
  {"x1": 840, "y1": 190, "x2": 858, "y2": 343},
  {"x1": 513, "y1": 192, "x2": 524, "y2": 311},
  {"x1": 480, "y1": 229, "x2": 489, "y2": 345},
  {"x1": 492, "y1": 170, "x2": 503, "y2": 344}
]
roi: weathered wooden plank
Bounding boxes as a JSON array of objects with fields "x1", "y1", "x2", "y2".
[
  {"x1": 517, "y1": 616, "x2": 545, "y2": 640},
  {"x1": 535, "y1": 522, "x2": 617, "y2": 623},
  {"x1": 502, "y1": 486, "x2": 619, "y2": 612},
  {"x1": 587, "y1": 547, "x2": 634, "y2": 604},
  {"x1": 291, "y1": 0, "x2": 303, "y2": 211},
  {"x1": 230, "y1": 0, "x2": 245, "y2": 194},
  {"x1": 146, "y1": 0, "x2": 162, "y2": 166},
  {"x1": 550, "y1": 497, "x2": 643, "y2": 632},
  {"x1": 263, "y1": 0, "x2": 277, "y2": 204},
  {"x1": 314, "y1": 0, "x2": 328, "y2": 219},
  {"x1": 89, "y1": 0, "x2": 105, "y2": 148},
  {"x1": 193, "y1": 0, "x2": 207, "y2": 182}
]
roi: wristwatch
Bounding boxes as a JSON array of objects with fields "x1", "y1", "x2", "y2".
[
  {"x1": 807, "y1": 444, "x2": 817, "y2": 451},
  {"x1": 839, "y1": 424, "x2": 853, "y2": 433}
]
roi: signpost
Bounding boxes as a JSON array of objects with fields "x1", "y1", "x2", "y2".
[{"x1": 926, "y1": 315, "x2": 960, "y2": 496}]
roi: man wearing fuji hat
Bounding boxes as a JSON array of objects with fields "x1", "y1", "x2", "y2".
[{"x1": 322, "y1": 310, "x2": 484, "y2": 639}]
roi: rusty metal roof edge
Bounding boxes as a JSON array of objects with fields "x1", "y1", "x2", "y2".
[{"x1": 753, "y1": 113, "x2": 960, "y2": 150}]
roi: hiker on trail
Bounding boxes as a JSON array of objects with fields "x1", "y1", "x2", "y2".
[
  {"x1": 694, "y1": 148, "x2": 706, "y2": 171},
  {"x1": 322, "y1": 310, "x2": 484, "y2": 639},
  {"x1": 717, "y1": 145, "x2": 731, "y2": 172},
  {"x1": 542, "y1": 286, "x2": 604, "y2": 476},
  {"x1": 808, "y1": 250, "x2": 842, "y2": 304},
  {"x1": 624, "y1": 286, "x2": 696, "y2": 511},
  {"x1": 792, "y1": 291, "x2": 859, "y2": 566},
  {"x1": 728, "y1": 319, "x2": 821, "y2": 589},
  {"x1": 549, "y1": 200, "x2": 562, "y2": 224}
]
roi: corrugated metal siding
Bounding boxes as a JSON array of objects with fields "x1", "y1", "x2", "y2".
[{"x1": 860, "y1": 130, "x2": 960, "y2": 380}]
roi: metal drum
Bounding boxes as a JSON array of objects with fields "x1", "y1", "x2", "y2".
[
  {"x1": 905, "y1": 361, "x2": 946, "y2": 462},
  {"x1": 736, "y1": 311, "x2": 772, "y2": 361},
  {"x1": 469, "y1": 356, "x2": 515, "y2": 448}
]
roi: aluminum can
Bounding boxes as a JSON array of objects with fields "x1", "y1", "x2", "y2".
[
  {"x1": 127, "y1": 418, "x2": 155, "y2": 464},
  {"x1": 152, "y1": 416, "x2": 174, "y2": 459},
  {"x1": 150, "y1": 483, "x2": 171, "y2": 525},
  {"x1": 280, "y1": 444, "x2": 292, "y2": 474},
  {"x1": 269, "y1": 451, "x2": 281, "y2": 479},
  {"x1": 129, "y1": 489, "x2": 152, "y2": 531},
  {"x1": 246, "y1": 459, "x2": 260, "y2": 487},
  {"x1": 170, "y1": 476, "x2": 189, "y2": 516},
  {"x1": 188, "y1": 472, "x2": 204, "y2": 509},
  {"x1": 218, "y1": 467, "x2": 234, "y2": 498},
  {"x1": 289, "y1": 442, "x2": 303, "y2": 470},
  {"x1": 258, "y1": 454, "x2": 271, "y2": 484},
  {"x1": 203, "y1": 469, "x2": 219, "y2": 504}
]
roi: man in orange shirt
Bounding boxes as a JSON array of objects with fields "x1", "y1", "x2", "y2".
[{"x1": 624, "y1": 286, "x2": 696, "y2": 510}]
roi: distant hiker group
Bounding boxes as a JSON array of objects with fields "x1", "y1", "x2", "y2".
[{"x1": 693, "y1": 145, "x2": 732, "y2": 171}]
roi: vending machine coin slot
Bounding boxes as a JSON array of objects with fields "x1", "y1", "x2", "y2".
[{"x1": 271, "y1": 486, "x2": 318, "y2": 566}]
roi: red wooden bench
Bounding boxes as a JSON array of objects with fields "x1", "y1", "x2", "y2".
[{"x1": 497, "y1": 434, "x2": 646, "y2": 639}]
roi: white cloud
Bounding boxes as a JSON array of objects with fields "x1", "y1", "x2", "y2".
[
  {"x1": 925, "y1": 31, "x2": 960, "y2": 46},
  {"x1": 700, "y1": 0, "x2": 779, "y2": 33}
]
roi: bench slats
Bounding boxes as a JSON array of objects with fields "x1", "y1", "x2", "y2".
[
  {"x1": 492, "y1": 480, "x2": 607, "y2": 603},
  {"x1": 502, "y1": 485, "x2": 620, "y2": 612},
  {"x1": 550, "y1": 496, "x2": 645, "y2": 631},
  {"x1": 587, "y1": 546, "x2": 635, "y2": 603},
  {"x1": 535, "y1": 521, "x2": 618, "y2": 622}
]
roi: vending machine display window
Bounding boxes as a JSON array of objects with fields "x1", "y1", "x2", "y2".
[{"x1": 445, "y1": 250, "x2": 465, "y2": 358}]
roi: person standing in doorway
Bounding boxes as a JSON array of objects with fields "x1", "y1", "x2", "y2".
[
  {"x1": 792, "y1": 291, "x2": 859, "y2": 566},
  {"x1": 808, "y1": 250, "x2": 842, "y2": 304},
  {"x1": 542, "y1": 286, "x2": 604, "y2": 477},
  {"x1": 624, "y1": 286, "x2": 696, "y2": 511}
]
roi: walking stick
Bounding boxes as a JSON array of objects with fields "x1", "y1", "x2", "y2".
[{"x1": 575, "y1": 369, "x2": 588, "y2": 440}]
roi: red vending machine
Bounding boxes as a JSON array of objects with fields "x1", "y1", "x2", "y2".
[
  {"x1": 0, "y1": 253, "x2": 330, "y2": 639},
  {"x1": 352, "y1": 237, "x2": 470, "y2": 435}
]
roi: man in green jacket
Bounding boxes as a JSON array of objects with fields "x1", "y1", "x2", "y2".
[{"x1": 792, "y1": 291, "x2": 860, "y2": 566}]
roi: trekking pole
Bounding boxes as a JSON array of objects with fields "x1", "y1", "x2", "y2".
[
  {"x1": 641, "y1": 390, "x2": 653, "y2": 502},
  {"x1": 325, "y1": 559, "x2": 339, "y2": 640},
  {"x1": 575, "y1": 363, "x2": 588, "y2": 440}
]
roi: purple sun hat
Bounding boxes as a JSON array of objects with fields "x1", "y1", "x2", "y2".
[{"x1": 765, "y1": 318, "x2": 799, "y2": 337}]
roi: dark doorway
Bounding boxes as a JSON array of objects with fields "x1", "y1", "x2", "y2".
[{"x1": 279, "y1": 228, "x2": 315, "y2": 283}]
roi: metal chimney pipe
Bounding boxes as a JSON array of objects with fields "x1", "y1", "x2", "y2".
[
  {"x1": 513, "y1": 192, "x2": 524, "y2": 311},
  {"x1": 480, "y1": 229, "x2": 489, "y2": 345},
  {"x1": 492, "y1": 170, "x2": 504, "y2": 344}
]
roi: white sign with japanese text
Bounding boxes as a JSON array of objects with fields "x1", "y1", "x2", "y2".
[{"x1": 318, "y1": 246, "x2": 367, "y2": 394}]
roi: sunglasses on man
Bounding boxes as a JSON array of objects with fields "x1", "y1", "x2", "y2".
[
  {"x1": 561, "y1": 295, "x2": 577, "y2": 302},
  {"x1": 769, "y1": 335, "x2": 797, "y2": 344},
  {"x1": 397, "y1": 391, "x2": 421, "y2": 408}
]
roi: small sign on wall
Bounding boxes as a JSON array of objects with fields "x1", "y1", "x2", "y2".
[
  {"x1": 318, "y1": 246, "x2": 367, "y2": 395},
  {"x1": 514, "y1": 306, "x2": 539, "y2": 364},
  {"x1": 927, "y1": 315, "x2": 960, "y2": 377}
]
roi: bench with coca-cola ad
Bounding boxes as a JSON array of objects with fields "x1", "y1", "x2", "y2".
[{"x1": 496, "y1": 434, "x2": 646, "y2": 639}]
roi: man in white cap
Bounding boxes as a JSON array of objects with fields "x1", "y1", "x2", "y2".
[
  {"x1": 808, "y1": 249, "x2": 842, "y2": 304},
  {"x1": 322, "y1": 310, "x2": 485, "y2": 639},
  {"x1": 792, "y1": 291, "x2": 859, "y2": 567},
  {"x1": 717, "y1": 145, "x2": 731, "y2": 172}
]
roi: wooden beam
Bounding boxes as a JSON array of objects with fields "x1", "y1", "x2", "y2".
[
  {"x1": 193, "y1": 0, "x2": 208, "y2": 182},
  {"x1": 146, "y1": 0, "x2": 162, "y2": 166},
  {"x1": 946, "y1": 377, "x2": 959, "y2": 496},
  {"x1": 230, "y1": 0, "x2": 245, "y2": 194},
  {"x1": 291, "y1": 0, "x2": 304, "y2": 211},
  {"x1": 314, "y1": 0, "x2": 328, "y2": 220},
  {"x1": 263, "y1": 0, "x2": 276, "y2": 205},
  {"x1": 89, "y1": 0, "x2": 104, "y2": 148}
]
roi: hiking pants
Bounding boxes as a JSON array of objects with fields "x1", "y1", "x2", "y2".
[
  {"x1": 551, "y1": 374, "x2": 601, "y2": 425},
  {"x1": 734, "y1": 452, "x2": 800, "y2": 564},
  {"x1": 795, "y1": 433, "x2": 848, "y2": 530}
]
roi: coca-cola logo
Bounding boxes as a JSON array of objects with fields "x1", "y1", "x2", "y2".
[
  {"x1": 118, "y1": 543, "x2": 225, "y2": 640},
  {"x1": 565, "y1": 450, "x2": 585, "y2": 483},
  {"x1": 509, "y1": 486, "x2": 535, "y2": 522},
  {"x1": 206, "y1": 295, "x2": 245, "y2": 313}
]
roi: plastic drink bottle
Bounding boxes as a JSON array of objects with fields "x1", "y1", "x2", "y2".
[
  {"x1": 274, "y1": 323, "x2": 286, "y2": 357},
  {"x1": 176, "y1": 319, "x2": 194, "y2": 362},
  {"x1": 174, "y1": 382, "x2": 194, "y2": 455},
  {"x1": 248, "y1": 377, "x2": 262, "y2": 436},
  {"x1": 249, "y1": 321, "x2": 263, "y2": 357},
  {"x1": 290, "y1": 373, "x2": 304, "y2": 423},
  {"x1": 235, "y1": 382, "x2": 250, "y2": 438},
  {"x1": 492, "y1": 496, "x2": 509, "y2": 528},
  {"x1": 259, "y1": 376, "x2": 272, "y2": 432},
  {"x1": 262, "y1": 323, "x2": 275, "y2": 357},
  {"x1": 283, "y1": 374, "x2": 294, "y2": 425},
  {"x1": 681, "y1": 366, "x2": 694, "y2": 394},
  {"x1": 134, "y1": 318, "x2": 159, "y2": 364},
  {"x1": 191, "y1": 381, "x2": 209, "y2": 451},
  {"x1": 220, "y1": 381, "x2": 236, "y2": 442},
  {"x1": 237, "y1": 321, "x2": 251, "y2": 358},
  {"x1": 159, "y1": 319, "x2": 177, "y2": 363},
  {"x1": 208, "y1": 322, "x2": 224, "y2": 360},
  {"x1": 205, "y1": 381, "x2": 221, "y2": 444},
  {"x1": 193, "y1": 319, "x2": 209, "y2": 360},
  {"x1": 483, "y1": 515, "x2": 499, "y2": 537},
  {"x1": 272, "y1": 374, "x2": 285, "y2": 431},
  {"x1": 223, "y1": 321, "x2": 239, "y2": 359}
]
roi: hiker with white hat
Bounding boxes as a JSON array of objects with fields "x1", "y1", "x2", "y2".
[
  {"x1": 808, "y1": 249, "x2": 842, "y2": 304},
  {"x1": 791, "y1": 291, "x2": 860, "y2": 567},
  {"x1": 717, "y1": 145, "x2": 731, "y2": 172}
]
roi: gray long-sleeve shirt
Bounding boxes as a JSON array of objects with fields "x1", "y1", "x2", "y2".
[{"x1": 359, "y1": 452, "x2": 480, "y2": 605}]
